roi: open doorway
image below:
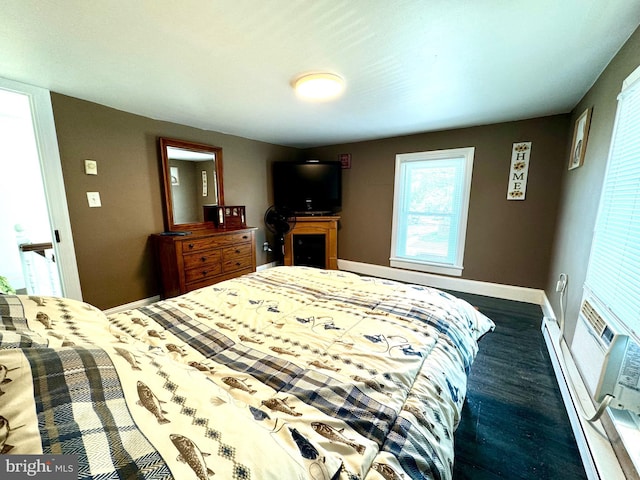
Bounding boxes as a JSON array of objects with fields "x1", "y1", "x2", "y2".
[
  {"x1": 0, "y1": 88, "x2": 60, "y2": 295},
  {"x1": 0, "y1": 77, "x2": 82, "y2": 299}
]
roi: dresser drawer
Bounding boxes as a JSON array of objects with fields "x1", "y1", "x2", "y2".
[
  {"x1": 222, "y1": 243, "x2": 252, "y2": 259},
  {"x1": 222, "y1": 254, "x2": 253, "y2": 273},
  {"x1": 184, "y1": 263, "x2": 223, "y2": 283},
  {"x1": 183, "y1": 250, "x2": 222, "y2": 270},
  {"x1": 182, "y1": 231, "x2": 254, "y2": 252}
]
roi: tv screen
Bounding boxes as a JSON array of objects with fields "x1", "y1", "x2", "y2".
[{"x1": 273, "y1": 160, "x2": 342, "y2": 214}]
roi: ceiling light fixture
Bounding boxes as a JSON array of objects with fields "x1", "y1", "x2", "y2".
[{"x1": 293, "y1": 73, "x2": 344, "y2": 101}]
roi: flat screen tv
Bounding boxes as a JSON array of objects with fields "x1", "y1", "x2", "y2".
[{"x1": 273, "y1": 160, "x2": 342, "y2": 215}]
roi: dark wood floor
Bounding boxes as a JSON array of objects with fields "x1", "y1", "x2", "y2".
[{"x1": 450, "y1": 291, "x2": 587, "y2": 480}]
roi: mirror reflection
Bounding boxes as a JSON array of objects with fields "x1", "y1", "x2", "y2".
[
  {"x1": 160, "y1": 138, "x2": 224, "y2": 231},
  {"x1": 167, "y1": 147, "x2": 218, "y2": 224}
]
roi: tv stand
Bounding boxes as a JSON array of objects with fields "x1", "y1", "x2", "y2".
[
  {"x1": 295, "y1": 210, "x2": 333, "y2": 217},
  {"x1": 284, "y1": 216, "x2": 339, "y2": 270}
]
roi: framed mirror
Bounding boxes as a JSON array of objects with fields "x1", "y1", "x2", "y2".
[{"x1": 159, "y1": 137, "x2": 224, "y2": 231}]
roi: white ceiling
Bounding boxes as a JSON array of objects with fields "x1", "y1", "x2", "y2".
[{"x1": 1, "y1": 1, "x2": 639, "y2": 148}]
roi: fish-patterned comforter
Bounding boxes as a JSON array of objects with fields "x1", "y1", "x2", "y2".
[{"x1": 0, "y1": 266, "x2": 494, "y2": 480}]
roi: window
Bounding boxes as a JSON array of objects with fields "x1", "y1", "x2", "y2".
[
  {"x1": 585, "y1": 65, "x2": 640, "y2": 339},
  {"x1": 390, "y1": 147, "x2": 475, "y2": 276}
]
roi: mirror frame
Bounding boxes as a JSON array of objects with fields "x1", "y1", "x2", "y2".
[{"x1": 159, "y1": 137, "x2": 224, "y2": 231}]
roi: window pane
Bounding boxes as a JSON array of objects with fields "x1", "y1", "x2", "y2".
[
  {"x1": 405, "y1": 214, "x2": 450, "y2": 258},
  {"x1": 401, "y1": 159, "x2": 463, "y2": 264},
  {"x1": 391, "y1": 147, "x2": 474, "y2": 276},
  {"x1": 408, "y1": 165, "x2": 456, "y2": 214}
]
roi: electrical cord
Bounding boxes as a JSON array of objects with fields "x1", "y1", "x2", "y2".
[{"x1": 555, "y1": 273, "x2": 613, "y2": 423}]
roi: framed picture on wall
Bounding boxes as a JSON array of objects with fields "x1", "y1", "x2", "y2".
[
  {"x1": 202, "y1": 170, "x2": 208, "y2": 196},
  {"x1": 568, "y1": 107, "x2": 592, "y2": 170},
  {"x1": 170, "y1": 166, "x2": 180, "y2": 185}
]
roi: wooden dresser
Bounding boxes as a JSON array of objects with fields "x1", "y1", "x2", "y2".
[{"x1": 152, "y1": 227, "x2": 256, "y2": 298}]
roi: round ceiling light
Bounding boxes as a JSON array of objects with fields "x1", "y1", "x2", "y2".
[{"x1": 293, "y1": 73, "x2": 344, "y2": 100}]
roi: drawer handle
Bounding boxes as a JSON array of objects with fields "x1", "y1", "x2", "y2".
[
  {"x1": 188, "y1": 243, "x2": 195, "y2": 249},
  {"x1": 201, "y1": 270, "x2": 208, "y2": 276},
  {"x1": 242, "y1": 235, "x2": 248, "y2": 240},
  {"x1": 235, "y1": 249, "x2": 241, "y2": 254},
  {"x1": 201, "y1": 256, "x2": 207, "y2": 262},
  {"x1": 235, "y1": 262, "x2": 241, "y2": 266}
]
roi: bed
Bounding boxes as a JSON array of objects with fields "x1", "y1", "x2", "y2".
[{"x1": 0, "y1": 266, "x2": 494, "y2": 480}]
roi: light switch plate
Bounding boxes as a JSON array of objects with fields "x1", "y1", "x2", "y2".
[
  {"x1": 87, "y1": 192, "x2": 101, "y2": 207},
  {"x1": 84, "y1": 159, "x2": 98, "y2": 175}
]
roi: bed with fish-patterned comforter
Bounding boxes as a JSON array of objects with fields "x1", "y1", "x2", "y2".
[{"x1": 0, "y1": 266, "x2": 494, "y2": 480}]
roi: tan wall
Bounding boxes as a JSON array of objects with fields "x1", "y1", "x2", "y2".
[
  {"x1": 51, "y1": 93, "x2": 298, "y2": 309},
  {"x1": 305, "y1": 115, "x2": 570, "y2": 289},
  {"x1": 547, "y1": 26, "x2": 640, "y2": 343},
  {"x1": 53, "y1": 23, "x2": 640, "y2": 311},
  {"x1": 51, "y1": 94, "x2": 571, "y2": 308}
]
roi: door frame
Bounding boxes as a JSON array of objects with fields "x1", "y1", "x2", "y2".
[{"x1": 0, "y1": 77, "x2": 82, "y2": 300}]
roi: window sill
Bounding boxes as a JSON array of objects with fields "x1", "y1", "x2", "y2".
[{"x1": 389, "y1": 258, "x2": 463, "y2": 277}]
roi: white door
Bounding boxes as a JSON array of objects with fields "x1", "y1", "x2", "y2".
[{"x1": 0, "y1": 77, "x2": 82, "y2": 300}]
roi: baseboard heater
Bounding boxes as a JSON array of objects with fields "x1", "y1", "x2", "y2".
[{"x1": 542, "y1": 318, "x2": 626, "y2": 479}]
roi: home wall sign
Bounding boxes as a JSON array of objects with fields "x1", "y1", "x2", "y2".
[
  {"x1": 202, "y1": 170, "x2": 208, "y2": 196},
  {"x1": 507, "y1": 141, "x2": 531, "y2": 200}
]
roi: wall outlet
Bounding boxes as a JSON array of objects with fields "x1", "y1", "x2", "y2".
[{"x1": 556, "y1": 274, "x2": 567, "y2": 293}]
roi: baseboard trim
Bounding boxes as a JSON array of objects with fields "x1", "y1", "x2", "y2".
[
  {"x1": 257, "y1": 261, "x2": 279, "y2": 271},
  {"x1": 541, "y1": 291, "x2": 556, "y2": 320},
  {"x1": 103, "y1": 295, "x2": 161, "y2": 315},
  {"x1": 338, "y1": 259, "x2": 544, "y2": 304},
  {"x1": 104, "y1": 263, "x2": 546, "y2": 315}
]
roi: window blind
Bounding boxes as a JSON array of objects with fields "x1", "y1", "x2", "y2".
[{"x1": 585, "y1": 67, "x2": 640, "y2": 340}]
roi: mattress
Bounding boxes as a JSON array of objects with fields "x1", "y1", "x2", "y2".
[{"x1": 0, "y1": 266, "x2": 494, "y2": 480}]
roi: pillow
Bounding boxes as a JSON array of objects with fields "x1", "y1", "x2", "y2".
[{"x1": 0, "y1": 295, "x2": 109, "y2": 348}]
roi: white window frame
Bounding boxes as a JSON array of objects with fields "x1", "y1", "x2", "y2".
[
  {"x1": 584, "y1": 64, "x2": 640, "y2": 341},
  {"x1": 390, "y1": 147, "x2": 475, "y2": 277}
]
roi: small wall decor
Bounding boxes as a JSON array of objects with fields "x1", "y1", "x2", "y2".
[
  {"x1": 202, "y1": 170, "x2": 208, "y2": 196},
  {"x1": 507, "y1": 142, "x2": 532, "y2": 200},
  {"x1": 339, "y1": 153, "x2": 351, "y2": 169},
  {"x1": 84, "y1": 159, "x2": 98, "y2": 175},
  {"x1": 568, "y1": 107, "x2": 592, "y2": 170},
  {"x1": 170, "y1": 166, "x2": 179, "y2": 186}
]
